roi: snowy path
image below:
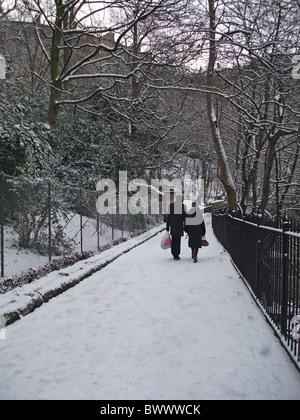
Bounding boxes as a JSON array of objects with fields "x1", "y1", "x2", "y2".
[{"x1": 0, "y1": 214, "x2": 299, "y2": 400}]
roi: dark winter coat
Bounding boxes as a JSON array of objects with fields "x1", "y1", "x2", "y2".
[
  {"x1": 166, "y1": 199, "x2": 186, "y2": 237},
  {"x1": 185, "y1": 205, "x2": 206, "y2": 248}
]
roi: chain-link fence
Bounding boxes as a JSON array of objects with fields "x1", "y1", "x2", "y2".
[{"x1": 0, "y1": 172, "x2": 163, "y2": 289}]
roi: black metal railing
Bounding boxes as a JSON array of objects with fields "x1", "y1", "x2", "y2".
[{"x1": 212, "y1": 209, "x2": 300, "y2": 368}]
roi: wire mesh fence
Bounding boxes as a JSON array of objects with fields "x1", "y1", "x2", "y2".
[
  {"x1": 0, "y1": 172, "x2": 163, "y2": 289},
  {"x1": 212, "y1": 208, "x2": 300, "y2": 367}
]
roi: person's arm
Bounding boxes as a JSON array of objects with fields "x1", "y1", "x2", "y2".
[
  {"x1": 183, "y1": 204, "x2": 188, "y2": 232},
  {"x1": 166, "y1": 204, "x2": 172, "y2": 231},
  {"x1": 202, "y1": 221, "x2": 206, "y2": 236}
]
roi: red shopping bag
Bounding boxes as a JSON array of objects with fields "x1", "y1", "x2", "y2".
[
  {"x1": 161, "y1": 231, "x2": 172, "y2": 249},
  {"x1": 201, "y1": 237, "x2": 209, "y2": 246}
]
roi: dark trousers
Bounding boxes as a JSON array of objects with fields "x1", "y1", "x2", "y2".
[
  {"x1": 191, "y1": 248, "x2": 199, "y2": 257},
  {"x1": 171, "y1": 235, "x2": 181, "y2": 258}
]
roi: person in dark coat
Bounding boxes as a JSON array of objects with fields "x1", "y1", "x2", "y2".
[
  {"x1": 185, "y1": 201, "x2": 206, "y2": 263},
  {"x1": 166, "y1": 195, "x2": 186, "y2": 260}
]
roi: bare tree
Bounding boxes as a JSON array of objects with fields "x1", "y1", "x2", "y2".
[
  {"x1": 18, "y1": 0, "x2": 188, "y2": 146},
  {"x1": 181, "y1": 0, "x2": 300, "y2": 215},
  {"x1": 0, "y1": 0, "x2": 17, "y2": 19},
  {"x1": 2, "y1": 0, "x2": 299, "y2": 217},
  {"x1": 206, "y1": 0, "x2": 237, "y2": 210},
  {"x1": 212, "y1": 0, "x2": 300, "y2": 216}
]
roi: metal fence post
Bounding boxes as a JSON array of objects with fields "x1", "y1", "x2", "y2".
[
  {"x1": 80, "y1": 189, "x2": 83, "y2": 253},
  {"x1": 0, "y1": 172, "x2": 4, "y2": 277},
  {"x1": 97, "y1": 212, "x2": 100, "y2": 251},
  {"x1": 281, "y1": 214, "x2": 290, "y2": 337},
  {"x1": 232, "y1": 210, "x2": 236, "y2": 260},
  {"x1": 96, "y1": 190, "x2": 100, "y2": 251},
  {"x1": 48, "y1": 179, "x2": 52, "y2": 262},
  {"x1": 256, "y1": 211, "x2": 262, "y2": 298},
  {"x1": 242, "y1": 215, "x2": 246, "y2": 275}
]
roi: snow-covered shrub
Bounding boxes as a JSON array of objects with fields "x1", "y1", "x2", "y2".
[
  {"x1": 52, "y1": 112, "x2": 140, "y2": 189},
  {"x1": 0, "y1": 81, "x2": 50, "y2": 177}
]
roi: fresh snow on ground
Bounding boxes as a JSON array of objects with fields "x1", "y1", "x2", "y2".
[{"x1": 0, "y1": 214, "x2": 299, "y2": 400}]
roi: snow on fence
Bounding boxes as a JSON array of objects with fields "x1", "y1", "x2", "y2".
[
  {"x1": 212, "y1": 209, "x2": 300, "y2": 368},
  {"x1": 0, "y1": 172, "x2": 162, "y2": 290}
]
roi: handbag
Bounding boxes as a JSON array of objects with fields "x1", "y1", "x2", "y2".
[
  {"x1": 161, "y1": 231, "x2": 172, "y2": 249},
  {"x1": 201, "y1": 237, "x2": 209, "y2": 246}
]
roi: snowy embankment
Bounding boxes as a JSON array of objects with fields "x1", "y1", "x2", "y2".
[
  {"x1": 0, "y1": 225, "x2": 164, "y2": 325},
  {"x1": 1, "y1": 213, "x2": 129, "y2": 280},
  {"x1": 0, "y1": 214, "x2": 299, "y2": 400}
]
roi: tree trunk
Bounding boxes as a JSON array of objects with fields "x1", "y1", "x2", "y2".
[
  {"x1": 279, "y1": 144, "x2": 299, "y2": 214},
  {"x1": 260, "y1": 130, "x2": 287, "y2": 215},
  {"x1": 260, "y1": 139, "x2": 276, "y2": 215},
  {"x1": 206, "y1": 0, "x2": 237, "y2": 211},
  {"x1": 47, "y1": 0, "x2": 65, "y2": 146}
]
